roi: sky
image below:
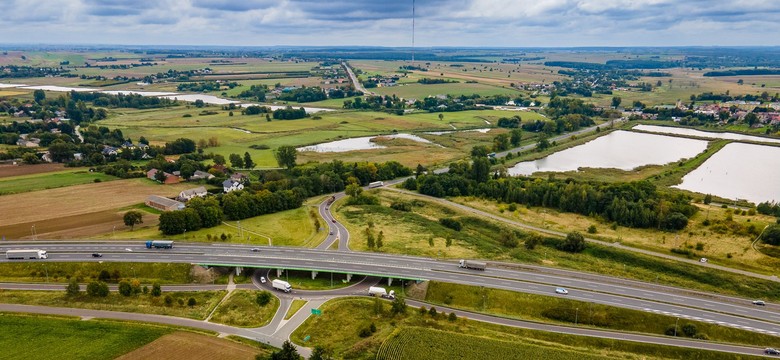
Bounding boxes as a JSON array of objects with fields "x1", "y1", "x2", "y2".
[{"x1": 1, "y1": 0, "x2": 779, "y2": 47}]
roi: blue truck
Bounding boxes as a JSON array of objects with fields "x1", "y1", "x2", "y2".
[{"x1": 145, "y1": 240, "x2": 174, "y2": 249}]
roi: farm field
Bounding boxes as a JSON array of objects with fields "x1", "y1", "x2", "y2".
[
  {"x1": 116, "y1": 331, "x2": 268, "y2": 360},
  {"x1": 0, "y1": 163, "x2": 67, "y2": 178},
  {"x1": 0, "y1": 178, "x2": 192, "y2": 239},
  {"x1": 0, "y1": 168, "x2": 117, "y2": 195},
  {"x1": 0, "y1": 290, "x2": 226, "y2": 320},
  {"x1": 209, "y1": 290, "x2": 279, "y2": 327},
  {"x1": 292, "y1": 297, "x2": 759, "y2": 360},
  {"x1": 0, "y1": 314, "x2": 169, "y2": 360}
]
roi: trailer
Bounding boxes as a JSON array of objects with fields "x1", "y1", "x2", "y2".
[
  {"x1": 6, "y1": 249, "x2": 48, "y2": 260},
  {"x1": 272, "y1": 279, "x2": 292, "y2": 293},
  {"x1": 368, "y1": 286, "x2": 395, "y2": 299},
  {"x1": 459, "y1": 259, "x2": 487, "y2": 270},
  {"x1": 146, "y1": 240, "x2": 174, "y2": 249},
  {"x1": 368, "y1": 181, "x2": 384, "y2": 188}
]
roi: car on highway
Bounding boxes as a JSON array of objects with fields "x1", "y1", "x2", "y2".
[
  {"x1": 124, "y1": 248, "x2": 132, "y2": 252},
  {"x1": 331, "y1": 219, "x2": 336, "y2": 223},
  {"x1": 555, "y1": 287, "x2": 568, "y2": 295},
  {"x1": 250, "y1": 248, "x2": 261, "y2": 252},
  {"x1": 753, "y1": 300, "x2": 766, "y2": 306},
  {"x1": 329, "y1": 231, "x2": 333, "y2": 235},
  {"x1": 699, "y1": 257, "x2": 708, "y2": 263},
  {"x1": 766, "y1": 348, "x2": 780, "y2": 355},
  {"x1": 260, "y1": 276, "x2": 267, "y2": 284},
  {"x1": 91, "y1": 253, "x2": 102, "y2": 258}
]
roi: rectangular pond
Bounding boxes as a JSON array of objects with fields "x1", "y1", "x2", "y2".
[
  {"x1": 633, "y1": 124, "x2": 780, "y2": 145},
  {"x1": 674, "y1": 142, "x2": 780, "y2": 204},
  {"x1": 508, "y1": 130, "x2": 709, "y2": 176}
]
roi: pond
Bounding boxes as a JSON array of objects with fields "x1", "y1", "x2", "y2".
[
  {"x1": 633, "y1": 124, "x2": 780, "y2": 145},
  {"x1": 508, "y1": 130, "x2": 709, "y2": 176},
  {"x1": 425, "y1": 128, "x2": 492, "y2": 135},
  {"x1": 674, "y1": 142, "x2": 780, "y2": 204},
  {"x1": 298, "y1": 134, "x2": 436, "y2": 153}
]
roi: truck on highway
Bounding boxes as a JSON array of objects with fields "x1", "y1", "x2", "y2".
[
  {"x1": 6, "y1": 249, "x2": 48, "y2": 260},
  {"x1": 145, "y1": 240, "x2": 174, "y2": 249},
  {"x1": 368, "y1": 181, "x2": 384, "y2": 188},
  {"x1": 272, "y1": 279, "x2": 292, "y2": 293},
  {"x1": 368, "y1": 286, "x2": 395, "y2": 299},
  {"x1": 459, "y1": 259, "x2": 487, "y2": 270}
]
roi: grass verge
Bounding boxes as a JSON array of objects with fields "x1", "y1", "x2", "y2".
[
  {"x1": 285, "y1": 299, "x2": 307, "y2": 320},
  {"x1": 0, "y1": 262, "x2": 193, "y2": 284},
  {"x1": 209, "y1": 290, "x2": 279, "y2": 327}
]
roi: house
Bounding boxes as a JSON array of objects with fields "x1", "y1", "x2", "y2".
[
  {"x1": 73, "y1": 153, "x2": 83, "y2": 161},
  {"x1": 147, "y1": 168, "x2": 182, "y2": 184},
  {"x1": 210, "y1": 164, "x2": 227, "y2": 174},
  {"x1": 41, "y1": 151, "x2": 53, "y2": 163},
  {"x1": 223, "y1": 179, "x2": 244, "y2": 193},
  {"x1": 190, "y1": 170, "x2": 215, "y2": 181},
  {"x1": 230, "y1": 172, "x2": 248, "y2": 182},
  {"x1": 177, "y1": 186, "x2": 208, "y2": 201},
  {"x1": 101, "y1": 146, "x2": 119, "y2": 156},
  {"x1": 121, "y1": 141, "x2": 135, "y2": 149},
  {"x1": 16, "y1": 138, "x2": 40, "y2": 148},
  {"x1": 145, "y1": 195, "x2": 185, "y2": 212}
]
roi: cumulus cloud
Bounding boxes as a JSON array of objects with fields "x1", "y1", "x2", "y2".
[{"x1": 0, "y1": 0, "x2": 777, "y2": 46}]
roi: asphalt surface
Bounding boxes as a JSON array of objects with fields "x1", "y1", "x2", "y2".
[{"x1": 342, "y1": 61, "x2": 373, "y2": 95}]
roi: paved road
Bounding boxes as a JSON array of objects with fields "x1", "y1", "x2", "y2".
[
  {"x1": 342, "y1": 62, "x2": 373, "y2": 96},
  {"x1": 4, "y1": 242, "x2": 780, "y2": 338}
]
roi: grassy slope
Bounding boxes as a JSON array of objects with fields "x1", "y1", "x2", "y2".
[
  {"x1": 0, "y1": 262, "x2": 192, "y2": 284},
  {"x1": 209, "y1": 290, "x2": 279, "y2": 327}
]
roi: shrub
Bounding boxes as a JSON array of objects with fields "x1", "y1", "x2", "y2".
[
  {"x1": 188, "y1": 297, "x2": 197, "y2": 307},
  {"x1": 558, "y1": 231, "x2": 586, "y2": 253},
  {"x1": 448, "y1": 312, "x2": 458, "y2": 322},
  {"x1": 682, "y1": 323, "x2": 697, "y2": 337},
  {"x1": 151, "y1": 283, "x2": 162, "y2": 297},
  {"x1": 86, "y1": 281, "x2": 109, "y2": 297},
  {"x1": 118, "y1": 280, "x2": 132, "y2": 296},
  {"x1": 390, "y1": 201, "x2": 412, "y2": 212},
  {"x1": 256, "y1": 291, "x2": 272, "y2": 306},
  {"x1": 428, "y1": 307, "x2": 438, "y2": 318},
  {"x1": 142, "y1": 285, "x2": 149, "y2": 294},
  {"x1": 662, "y1": 212, "x2": 689, "y2": 231},
  {"x1": 695, "y1": 242, "x2": 704, "y2": 251},
  {"x1": 587, "y1": 225, "x2": 597, "y2": 234},
  {"x1": 164, "y1": 294, "x2": 173, "y2": 306},
  {"x1": 358, "y1": 327, "x2": 373, "y2": 338},
  {"x1": 66, "y1": 278, "x2": 80, "y2": 296},
  {"x1": 665, "y1": 324, "x2": 679, "y2": 336},
  {"x1": 439, "y1": 218, "x2": 462, "y2": 231},
  {"x1": 507, "y1": 203, "x2": 517, "y2": 212},
  {"x1": 419, "y1": 306, "x2": 427, "y2": 315}
]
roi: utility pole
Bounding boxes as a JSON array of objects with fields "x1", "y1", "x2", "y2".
[{"x1": 411, "y1": 0, "x2": 415, "y2": 65}]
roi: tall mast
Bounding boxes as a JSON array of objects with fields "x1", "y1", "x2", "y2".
[{"x1": 412, "y1": 0, "x2": 415, "y2": 65}]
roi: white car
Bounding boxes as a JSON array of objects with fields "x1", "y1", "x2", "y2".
[
  {"x1": 555, "y1": 287, "x2": 568, "y2": 295},
  {"x1": 260, "y1": 276, "x2": 267, "y2": 284},
  {"x1": 125, "y1": 248, "x2": 133, "y2": 252},
  {"x1": 699, "y1": 257, "x2": 708, "y2": 263}
]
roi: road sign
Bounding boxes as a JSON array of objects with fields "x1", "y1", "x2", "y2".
[
  {"x1": 303, "y1": 335, "x2": 310, "y2": 342},
  {"x1": 311, "y1": 308, "x2": 322, "y2": 316}
]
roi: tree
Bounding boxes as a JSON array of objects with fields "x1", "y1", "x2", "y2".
[
  {"x1": 558, "y1": 231, "x2": 586, "y2": 253},
  {"x1": 762, "y1": 225, "x2": 780, "y2": 246},
  {"x1": 66, "y1": 277, "x2": 80, "y2": 296},
  {"x1": 744, "y1": 112, "x2": 758, "y2": 127},
  {"x1": 448, "y1": 312, "x2": 458, "y2": 322},
  {"x1": 164, "y1": 294, "x2": 174, "y2": 306},
  {"x1": 194, "y1": 99, "x2": 205, "y2": 108},
  {"x1": 376, "y1": 230, "x2": 384, "y2": 249},
  {"x1": 229, "y1": 153, "x2": 244, "y2": 168},
  {"x1": 345, "y1": 183, "x2": 363, "y2": 197},
  {"x1": 188, "y1": 297, "x2": 197, "y2": 307},
  {"x1": 536, "y1": 136, "x2": 551, "y2": 151},
  {"x1": 445, "y1": 236, "x2": 452, "y2": 247},
  {"x1": 263, "y1": 340, "x2": 300, "y2": 360},
  {"x1": 98, "y1": 269, "x2": 111, "y2": 282},
  {"x1": 275, "y1": 145, "x2": 297, "y2": 169},
  {"x1": 662, "y1": 212, "x2": 689, "y2": 231},
  {"x1": 611, "y1": 97, "x2": 622, "y2": 109},
  {"x1": 415, "y1": 164, "x2": 425, "y2": 177},
  {"x1": 438, "y1": 113, "x2": 444, "y2": 121},
  {"x1": 22, "y1": 153, "x2": 39, "y2": 164},
  {"x1": 308, "y1": 345, "x2": 333, "y2": 360},
  {"x1": 48, "y1": 140, "x2": 75, "y2": 162},
  {"x1": 213, "y1": 154, "x2": 226, "y2": 165},
  {"x1": 256, "y1": 291, "x2": 272, "y2": 306},
  {"x1": 391, "y1": 296, "x2": 407, "y2": 315},
  {"x1": 366, "y1": 227, "x2": 375, "y2": 249},
  {"x1": 151, "y1": 283, "x2": 162, "y2": 297},
  {"x1": 243, "y1": 152, "x2": 255, "y2": 169},
  {"x1": 33, "y1": 89, "x2": 46, "y2": 103},
  {"x1": 510, "y1": 129, "x2": 522, "y2": 147},
  {"x1": 703, "y1": 194, "x2": 712, "y2": 205},
  {"x1": 86, "y1": 281, "x2": 109, "y2": 297},
  {"x1": 470, "y1": 145, "x2": 490, "y2": 158},
  {"x1": 154, "y1": 169, "x2": 167, "y2": 183},
  {"x1": 123, "y1": 210, "x2": 143, "y2": 230},
  {"x1": 118, "y1": 280, "x2": 132, "y2": 296},
  {"x1": 492, "y1": 133, "x2": 509, "y2": 151}
]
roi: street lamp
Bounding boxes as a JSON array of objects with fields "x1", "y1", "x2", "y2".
[
  {"x1": 674, "y1": 317, "x2": 679, "y2": 337},
  {"x1": 575, "y1": 307, "x2": 579, "y2": 325}
]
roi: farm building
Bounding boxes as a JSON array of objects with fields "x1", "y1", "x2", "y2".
[
  {"x1": 145, "y1": 195, "x2": 185, "y2": 212},
  {"x1": 178, "y1": 186, "x2": 208, "y2": 201}
]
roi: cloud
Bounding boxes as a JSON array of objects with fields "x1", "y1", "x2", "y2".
[{"x1": 0, "y1": 0, "x2": 777, "y2": 46}]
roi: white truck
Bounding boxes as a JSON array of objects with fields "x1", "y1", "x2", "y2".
[
  {"x1": 459, "y1": 259, "x2": 487, "y2": 270},
  {"x1": 6, "y1": 249, "x2": 48, "y2": 260},
  {"x1": 368, "y1": 286, "x2": 395, "y2": 299},
  {"x1": 368, "y1": 181, "x2": 384, "y2": 188},
  {"x1": 272, "y1": 279, "x2": 292, "y2": 293}
]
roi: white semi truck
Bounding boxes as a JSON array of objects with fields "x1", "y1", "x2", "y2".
[
  {"x1": 368, "y1": 181, "x2": 384, "y2": 188},
  {"x1": 459, "y1": 259, "x2": 487, "y2": 270},
  {"x1": 272, "y1": 279, "x2": 292, "y2": 293},
  {"x1": 6, "y1": 249, "x2": 48, "y2": 260},
  {"x1": 368, "y1": 286, "x2": 395, "y2": 299}
]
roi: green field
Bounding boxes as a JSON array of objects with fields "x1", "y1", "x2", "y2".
[
  {"x1": 420, "y1": 281, "x2": 779, "y2": 347},
  {"x1": 0, "y1": 169, "x2": 117, "y2": 195},
  {"x1": 275, "y1": 270, "x2": 355, "y2": 290},
  {"x1": 373, "y1": 82, "x2": 518, "y2": 99},
  {"x1": 291, "y1": 297, "x2": 763, "y2": 360},
  {"x1": 285, "y1": 299, "x2": 307, "y2": 320},
  {"x1": 0, "y1": 290, "x2": 226, "y2": 320},
  {"x1": 0, "y1": 262, "x2": 192, "y2": 284},
  {"x1": 377, "y1": 327, "x2": 609, "y2": 360},
  {"x1": 209, "y1": 290, "x2": 279, "y2": 327},
  {"x1": 0, "y1": 314, "x2": 169, "y2": 360}
]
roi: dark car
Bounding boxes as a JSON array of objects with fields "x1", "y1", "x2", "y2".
[
  {"x1": 331, "y1": 219, "x2": 336, "y2": 223},
  {"x1": 92, "y1": 253, "x2": 103, "y2": 258},
  {"x1": 766, "y1": 348, "x2": 780, "y2": 355}
]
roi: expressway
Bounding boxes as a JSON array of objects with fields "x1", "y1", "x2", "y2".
[{"x1": 3, "y1": 241, "x2": 780, "y2": 338}]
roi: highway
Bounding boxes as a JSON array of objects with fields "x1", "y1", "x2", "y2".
[
  {"x1": 3, "y1": 241, "x2": 780, "y2": 338},
  {"x1": 342, "y1": 61, "x2": 373, "y2": 95}
]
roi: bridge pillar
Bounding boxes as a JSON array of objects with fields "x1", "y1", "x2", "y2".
[
  {"x1": 311, "y1": 271, "x2": 318, "y2": 280},
  {"x1": 235, "y1": 267, "x2": 243, "y2": 276},
  {"x1": 346, "y1": 273, "x2": 352, "y2": 282},
  {"x1": 277, "y1": 269, "x2": 283, "y2": 277},
  {"x1": 387, "y1": 277, "x2": 393, "y2": 286}
]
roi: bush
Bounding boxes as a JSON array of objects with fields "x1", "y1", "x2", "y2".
[
  {"x1": 66, "y1": 278, "x2": 80, "y2": 296},
  {"x1": 682, "y1": 323, "x2": 697, "y2": 337},
  {"x1": 188, "y1": 297, "x2": 197, "y2": 307},
  {"x1": 164, "y1": 294, "x2": 173, "y2": 306},
  {"x1": 439, "y1": 218, "x2": 462, "y2": 231},
  {"x1": 151, "y1": 283, "x2": 162, "y2": 297},
  {"x1": 390, "y1": 201, "x2": 412, "y2": 212},
  {"x1": 86, "y1": 281, "x2": 109, "y2": 297},
  {"x1": 448, "y1": 312, "x2": 457, "y2": 322},
  {"x1": 587, "y1": 225, "x2": 597, "y2": 234},
  {"x1": 665, "y1": 324, "x2": 679, "y2": 336},
  {"x1": 662, "y1": 212, "x2": 689, "y2": 231},
  {"x1": 557, "y1": 231, "x2": 586, "y2": 253},
  {"x1": 401, "y1": 177, "x2": 418, "y2": 190},
  {"x1": 419, "y1": 306, "x2": 427, "y2": 315},
  {"x1": 358, "y1": 327, "x2": 373, "y2": 338},
  {"x1": 256, "y1": 291, "x2": 272, "y2": 306},
  {"x1": 118, "y1": 280, "x2": 132, "y2": 296},
  {"x1": 428, "y1": 307, "x2": 438, "y2": 318}
]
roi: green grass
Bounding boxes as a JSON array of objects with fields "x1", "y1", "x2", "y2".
[
  {"x1": 277, "y1": 270, "x2": 355, "y2": 290},
  {"x1": 372, "y1": 82, "x2": 519, "y2": 99},
  {"x1": 292, "y1": 297, "x2": 762, "y2": 360},
  {"x1": 0, "y1": 262, "x2": 193, "y2": 284},
  {"x1": 419, "y1": 281, "x2": 779, "y2": 347},
  {"x1": 0, "y1": 313, "x2": 170, "y2": 360},
  {"x1": 209, "y1": 290, "x2": 279, "y2": 327},
  {"x1": 0, "y1": 169, "x2": 117, "y2": 195},
  {"x1": 285, "y1": 299, "x2": 307, "y2": 320},
  {"x1": 377, "y1": 327, "x2": 610, "y2": 360},
  {"x1": 0, "y1": 290, "x2": 225, "y2": 320}
]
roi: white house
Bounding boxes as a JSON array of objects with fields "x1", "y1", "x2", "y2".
[
  {"x1": 177, "y1": 186, "x2": 208, "y2": 201},
  {"x1": 222, "y1": 179, "x2": 244, "y2": 193}
]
